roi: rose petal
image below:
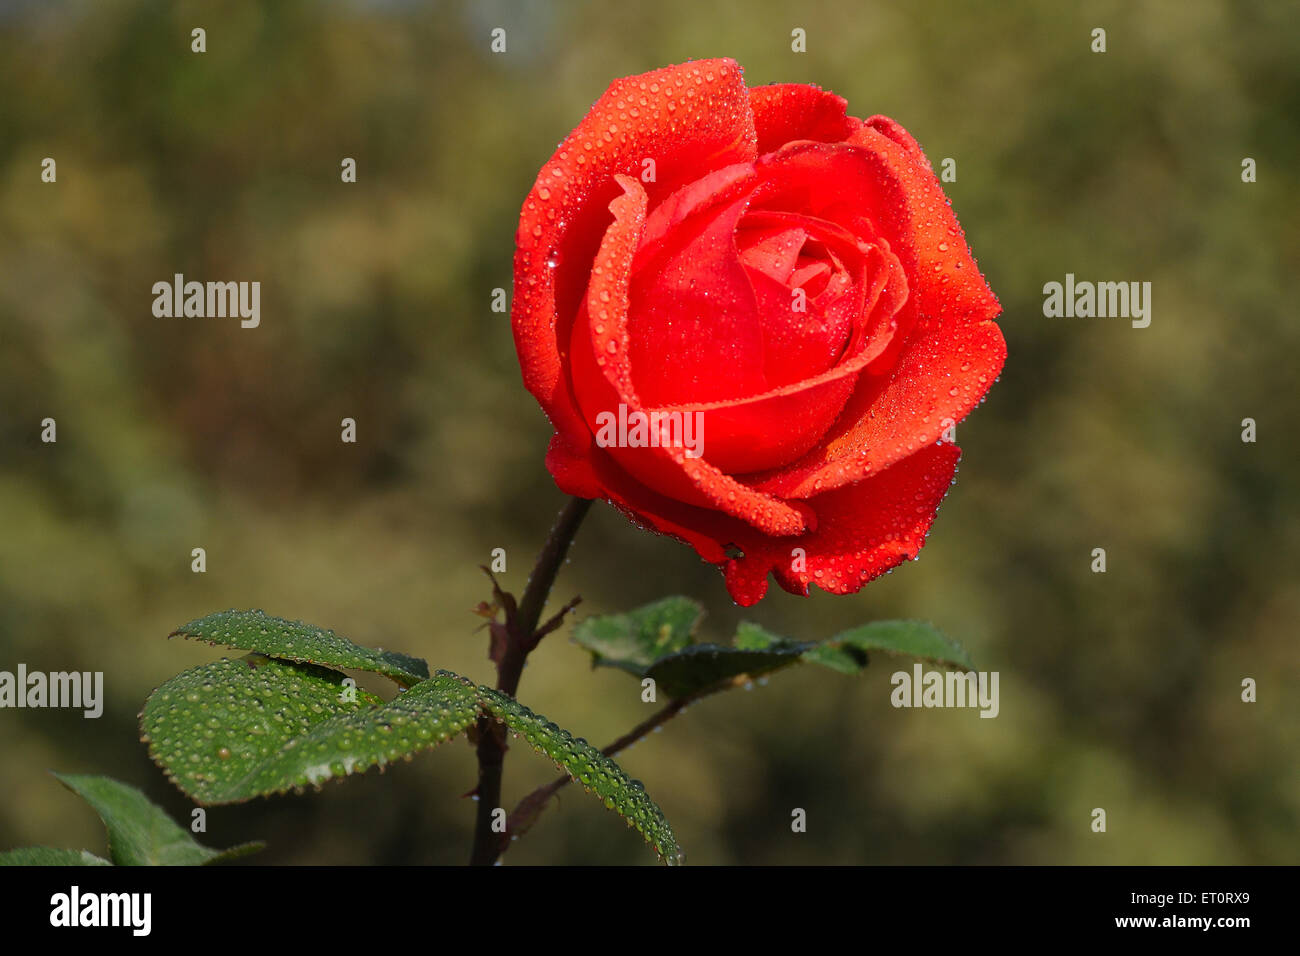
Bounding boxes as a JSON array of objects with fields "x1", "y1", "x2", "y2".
[
  {"x1": 651, "y1": 239, "x2": 904, "y2": 475},
  {"x1": 744, "y1": 138, "x2": 1004, "y2": 498},
  {"x1": 627, "y1": 164, "x2": 767, "y2": 406},
  {"x1": 735, "y1": 218, "x2": 806, "y2": 284},
  {"x1": 738, "y1": 209, "x2": 876, "y2": 387},
  {"x1": 513, "y1": 59, "x2": 758, "y2": 489},
  {"x1": 861, "y1": 114, "x2": 931, "y2": 170},
  {"x1": 747, "y1": 83, "x2": 860, "y2": 154},
  {"x1": 585, "y1": 441, "x2": 962, "y2": 608},
  {"x1": 724, "y1": 442, "x2": 962, "y2": 605},
  {"x1": 570, "y1": 176, "x2": 812, "y2": 537},
  {"x1": 586, "y1": 452, "x2": 736, "y2": 565}
]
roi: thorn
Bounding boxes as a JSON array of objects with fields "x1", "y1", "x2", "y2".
[{"x1": 531, "y1": 594, "x2": 583, "y2": 648}]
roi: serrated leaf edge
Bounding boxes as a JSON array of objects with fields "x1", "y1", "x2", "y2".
[
  {"x1": 169, "y1": 609, "x2": 430, "y2": 687},
  {"x1": 141, "y1": 667, "x2": 478, "y2": 805},
  {"x1": 476, "y1": 686, "x2": 683, "y2": 865}
]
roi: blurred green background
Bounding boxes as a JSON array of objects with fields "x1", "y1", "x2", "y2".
[{"x1": 1, "y1": 0, "x2": 1297, "y2": 865}]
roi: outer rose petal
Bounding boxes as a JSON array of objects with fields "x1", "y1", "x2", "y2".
[
  {"x1": 747, "y1": 83, "x2": 860, "y2": 154},
  {"x1": 861, "y1": 114, "x2": 930, "y2": 170},
  {"x1": 513, "y1": 59, "x2": 758, "y2": 495},
  {"x1": 584, "y1": 440, "x2": 961, "y2": 608},
  {"x1": 724, "y1": 442, "x2": 962, "y2": 606},
  {"x1": 586, "y1": 452, "x2": 736, "y2": 566}
]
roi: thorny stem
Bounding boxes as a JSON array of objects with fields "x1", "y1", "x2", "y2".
[{"x1": 469, "y1": 496, "x2": 593, "y2": 866}]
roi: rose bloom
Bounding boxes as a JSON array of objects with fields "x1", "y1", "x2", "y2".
[{"x1": 512, "y1": 59, "x2": 1005, "y2": 606}]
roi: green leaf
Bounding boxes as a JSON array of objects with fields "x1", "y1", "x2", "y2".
[
  {"x1": 732, "y1": 621, "x2": 798, "y2": 651},
  {"x1": 733, "y1": 620, "x2": 873, "y2": 675},
  {"x1": 648, "y1": 642, "x2": 810, "y2": 698},
  {"x1": 142, "y1": 656, "x2": 476, "y2": 804},
  {"x1": 170, "y1": 609, "x2": 429, "y2": 687},
  {"x1": 477, "y1": 687, "x2": 682, "y2": 865},
  {"x1": 143, "y1": 650, "x2": 682, "y2": 863},
  {"x1": 573, "y1": 596, "x2": 703, "y2": 676},
  {"x1": 0, "y1": 847, "x2": 111, "y2": 866},
  {"x1": 574, "y1": 608, "x2": 973, "y2": 699},
  {"x1": 574, "y1": 605, "x2": 808, "y2": 698},
  {"x1": 574, "y1": 609, "x2": 810, "y2": 698},
  {"x1": 50, "y1": 773, "x2": 262, "y2": 865},
  {"x1": 0, "y1": 775, "x2": 262, "y2": 866},
  {"x1": 819, "y1": 620, "x2": 974, "y2": 671},
  {"x1": 735, "y1": 619, "x2": 971, "y2": 674},
  {"x1": 799, "y1": 642, "x2": 870, "y2": 674}
]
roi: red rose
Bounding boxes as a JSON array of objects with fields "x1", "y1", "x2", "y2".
[{"x1": 512, "y1": 59, "x2": 1005, "y2": 606}]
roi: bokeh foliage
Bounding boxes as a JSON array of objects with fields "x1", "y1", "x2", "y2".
[{"x1": 0, "y1": 0, "x2": 1296, "y2": 864}]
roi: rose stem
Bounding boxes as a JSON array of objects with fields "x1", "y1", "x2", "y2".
[{"x1": 469, "y1": 495, "x2": 593, "y2": 866}]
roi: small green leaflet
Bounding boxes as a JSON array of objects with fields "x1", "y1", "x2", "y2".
[
  {"x1": 647, "y1": 641, "x2": 810, "y2": 698},
  {"x1": 0, "y1": 774, "x2": 262, "y2": 866},
  {"x1": 171, "y1": 609, "x2": 429, "y2": 687},
  {"x1": 572, "y1": 595, "x2": 703, "y2": 676},
  {"x1": 0, "y1": 848, "x2": 112, "y2": 866},
  {"x1": 813, "y1": 620, "x2": 974, "y2": 672},
  {"x1": 141, "y1": 655, "x2": 466, "y2": 803}
]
